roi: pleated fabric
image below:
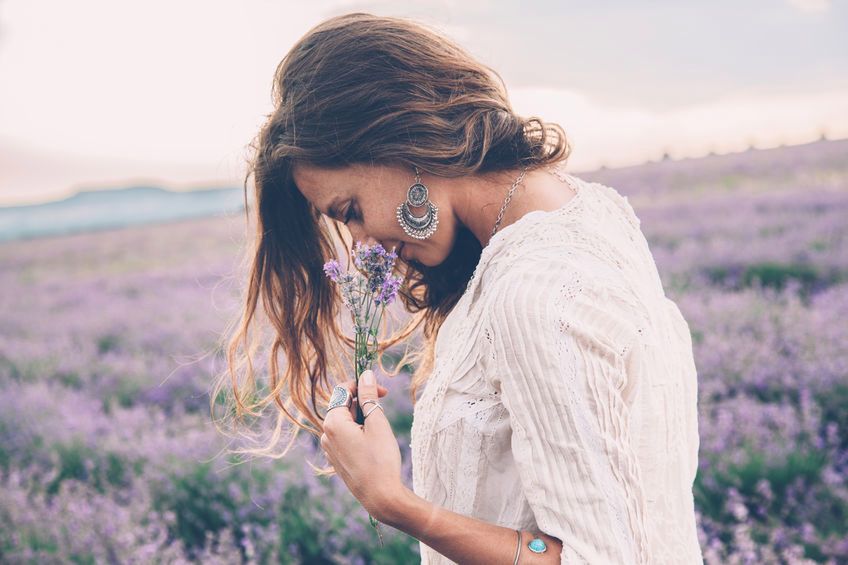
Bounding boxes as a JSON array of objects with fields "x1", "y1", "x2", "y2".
[{"x1": 410, "y1": 167, "x2": 704, "y2": 564}]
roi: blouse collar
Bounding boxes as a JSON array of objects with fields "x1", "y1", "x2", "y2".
[{"x1": 461, "y1": 172, "x2": 586, "y2": 308}]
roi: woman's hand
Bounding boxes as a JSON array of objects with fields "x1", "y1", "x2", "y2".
[{"x1": 320, "y1": 369, "x2": 405, "y2": 522}]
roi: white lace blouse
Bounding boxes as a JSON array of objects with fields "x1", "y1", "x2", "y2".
[{"x1": 409, "y1": 166, "x2": 704, "y2": 564}]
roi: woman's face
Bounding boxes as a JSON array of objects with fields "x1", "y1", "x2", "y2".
[{"x1": 292, "y1": 162, "x2": 461, "y2": 267}]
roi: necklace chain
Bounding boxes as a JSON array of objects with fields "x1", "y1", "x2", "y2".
[{"x1": 465, "y1": 164, "x2": 529, "y2": 293}]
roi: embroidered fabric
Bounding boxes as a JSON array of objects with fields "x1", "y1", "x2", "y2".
[{"x1": 409, "y1": 164, "x2": 704, "y2": 564}]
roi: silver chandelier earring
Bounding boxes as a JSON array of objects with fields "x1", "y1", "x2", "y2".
[{"x1": 396, "y1": 165, "x2": 439, "y2": 240}]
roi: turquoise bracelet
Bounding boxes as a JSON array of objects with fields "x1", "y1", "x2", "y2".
[
  {"x1": 514, "y1": 530, "x2": 548, "y2": 564},
  {"x1": 528, "y1": 537, "x2": 548, "y2": 553}
]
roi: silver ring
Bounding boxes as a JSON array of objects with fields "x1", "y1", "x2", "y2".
[
  {"x1": 327, "y1": 385, "x2": 351, "y2": 412},
  {"x1": 362, "y1": 400, "x2": 384, "y2": 419}
]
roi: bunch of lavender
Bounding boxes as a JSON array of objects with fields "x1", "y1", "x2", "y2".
[{"x1": 323, "y1": 241, "x2": 403, "y2": 546}]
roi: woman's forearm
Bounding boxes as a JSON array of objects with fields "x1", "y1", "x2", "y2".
[{"x1": 382, "y1": 486, "x2": 563, "y2": 564}]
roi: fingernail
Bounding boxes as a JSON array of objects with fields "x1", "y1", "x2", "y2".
[{"x1": 363, "y1": 370, "x2": 375, "y2": 385}]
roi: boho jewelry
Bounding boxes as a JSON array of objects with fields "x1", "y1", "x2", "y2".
[
  {"x1": 360, "y1": 399, "x2": 384, "y2": 419},
  {"x1": 396, "y1": 165, "x2": 439, "y2": 240},
  {"x1": 464, "y1": 164, "x2": 529, "y2": 293},
  {"x1": 327, "y1": 385, "x2": 352, "y2": 412},
  {"x1": 513, "y1": 529, "x2": 549, "y2": 563},
  {"x1": 527, "y1": 536, "x2": 548, "y2": 553},
  {"x1": 512, "y1": 529, "x2": 522, "y2": 565}
]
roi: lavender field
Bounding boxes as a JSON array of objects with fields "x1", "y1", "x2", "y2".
[{"x1": 1, "y1": 138, "x2": 846, "y2": 564}]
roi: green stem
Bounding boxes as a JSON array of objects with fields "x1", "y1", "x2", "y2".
[
  {"x1": 354, "y1": 325, "x2": 366, "y2": 425},
  {"x1": 368, "y1": 303, "x2": 385, "y2": 353}
]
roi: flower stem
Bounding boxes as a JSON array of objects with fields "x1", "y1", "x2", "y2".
[{"x1": 370, "y1": 514, "x2": 385, "y2": 547}]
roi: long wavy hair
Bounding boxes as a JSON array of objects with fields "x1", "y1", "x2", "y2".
[{"x1": 210, "y1": 12, "x2": 571, "y2": 473}]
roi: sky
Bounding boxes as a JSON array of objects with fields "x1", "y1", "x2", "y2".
[{"x1": 0, "y1": 0, "x2": 846, "y2": 206}]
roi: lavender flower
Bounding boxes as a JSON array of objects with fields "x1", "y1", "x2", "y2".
[
  {"x1": 4, "y1": 143, "x2": 848, "y2": 562},
  {"x1": 375, "y1": 275, "x2": 402, "y2": 306},
  {"x1": 325, "y1": 242, "x2": 403, "y2": 338},
  {"x1": 323, "y1": 259, "x2": 342, "y2": 282},
  {"x1": 352, "y1": 242, "x2": 399, "y2": 296},
  {"x1": 322, "y1": 240, "x2": 404, "y2": 547}
]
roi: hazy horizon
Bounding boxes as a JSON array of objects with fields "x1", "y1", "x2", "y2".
[{"x1": 1, "y1": 0, "x2": 846, "y2": 206}]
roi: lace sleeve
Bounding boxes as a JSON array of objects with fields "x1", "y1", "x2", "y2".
[{"x1": 483, "y1": 264, "x2": 652, "y2": 564}]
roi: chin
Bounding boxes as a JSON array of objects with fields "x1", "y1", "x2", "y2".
[
  {"x1": 400, "y1": 237, "x2": 453, "y2": 267},
  {"x1": 401, "y1": 246, "x2": 425, "y2": 267},
  {"x1": 408, "y1": 256, "x2": 431, "y2": 268},
  {"x1": 405, "y1": 248, "x2": 448, "y2": 268}
]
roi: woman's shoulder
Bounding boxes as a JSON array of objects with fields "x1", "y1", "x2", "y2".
[
  {"x1": 482, "y1": 223, "x2": 620, "y2": 294},
  {"x1": 589, "y1": 178, "x2": 642, "y2": 231},
  {"x1": 479, "y1": 233, "x2": 650, "y2": 346},
  {"x1": 483, "y1": 175, "x2": 648, "y2": 277}
]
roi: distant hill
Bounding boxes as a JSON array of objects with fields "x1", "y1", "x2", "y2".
[
  {"x1": 575, "y1": 138, "x2": 848, "y2": 205},
  {"x1": 1, "y1": 138, "x2": 844, "y2": 244},
  {"x1": 0, "y1": 185, "x2": 246, "y2": 242}
]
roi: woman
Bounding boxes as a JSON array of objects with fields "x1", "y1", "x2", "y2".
[{"x1": 215, "y1": 12, "x2": 704, "y2": 564}]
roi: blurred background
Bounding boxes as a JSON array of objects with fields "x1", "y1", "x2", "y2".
[{"x1": 1, "y1": 1, "x2": 846, "y2": 563}]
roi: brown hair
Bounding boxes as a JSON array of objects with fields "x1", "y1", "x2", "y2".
[{"x1": 210, "y1": 12, "x2": 571, "y2": 473}]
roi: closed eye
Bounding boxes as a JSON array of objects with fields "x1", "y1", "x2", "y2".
[{"x1": 343, "y1": 205, "x2": 359, "y2": 225}]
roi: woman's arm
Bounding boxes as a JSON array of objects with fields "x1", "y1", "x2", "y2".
[
  {"x1": 382, "y1": 485, "x2": 563, "y2": 564},
  {"x1": 482, "y1": 266, "x2": 651, "y2": 564}
]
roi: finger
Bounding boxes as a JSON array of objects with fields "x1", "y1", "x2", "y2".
[
  {"x1": 344, "y1": 380, "x2": 387, "y2": 396},
  {"x1": 350, "y1": 392, "x2": 386, "y2": 420},
  {"x1": 338, "y1": 379, "x2": 360, "y2": 421},
  {"x1": 349, "y1": 393, "x2": 359, "y2": 422},
  {"x1": 357, "y1": 370, "x2": 392, "y2": 436},
  {"x1": 326, "y1": 381, "x2": 356, "y2": 428},
  {"x1": 332, "y1": 379, "x2": 387, "y2": 423},
  {"x1": 350, "y1": 379, "x2": 387, "y2": 420}
]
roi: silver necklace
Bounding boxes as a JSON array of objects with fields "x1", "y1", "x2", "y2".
[{"x1": 465, "y1": 164, "x2": 529, "y2": 293}]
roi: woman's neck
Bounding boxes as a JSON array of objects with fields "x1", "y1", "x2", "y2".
[{"x1": 453, "y1": 162, "x2": 573, "y2": 248}]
